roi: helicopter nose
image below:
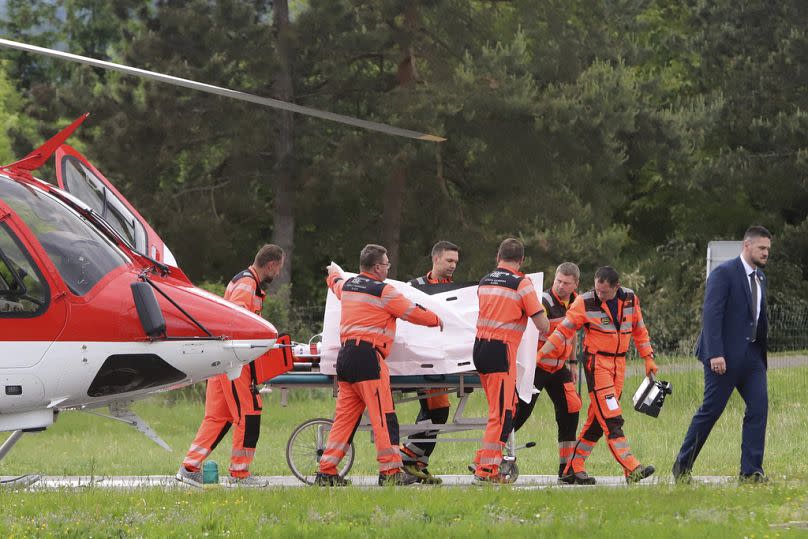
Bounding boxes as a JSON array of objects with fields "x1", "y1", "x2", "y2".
[
  {"x1": 222, "y1": 309, "x2": 278, "y2": 364},
  {"x1": 223, "y1": 338, "x2": 277, "y2": 364}
]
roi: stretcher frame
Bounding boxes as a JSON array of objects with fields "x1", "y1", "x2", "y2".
[{"x1": 267, "y1": 371, "x2": 526, "y2": 485}]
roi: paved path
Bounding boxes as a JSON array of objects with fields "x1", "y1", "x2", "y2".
[{"x1": 0, "y1": 474, "x2": 739, "y2": 490}]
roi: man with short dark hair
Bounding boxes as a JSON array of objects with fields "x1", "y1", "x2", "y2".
[
  {"x1": 540, "y1": 266, "x2": 657, "y2": 484},
  {"x1": 410, "y1": 241, "x2": 459, "y2": 286},
  {"x1": 472, "y1": 238, "x2": 550, "y2": 484},
  {"x1": 512, "y1": 262, "x2": 583, "y2": 480},
  {"x1": 177, "y1": 244, "x2": 285, "y2": 488},
  {"x1": 673, "y1": 226, "x2": 772, "y2": 483},
  {"x1": 400, "y1": 241, "x2": 461, "y2": 484},
  {"x1": 315, "y1": 243, "x2": 444, "y2": 486}
]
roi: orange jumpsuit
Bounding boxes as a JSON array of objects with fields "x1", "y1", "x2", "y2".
[
  {"x1": 401, "y1": 272, "x2": 453, "y2": 467},
  {"x1": 542, "y1": 287, "x2": 654, "y2": 477},
  {"x1": 182, "y1": 267, "x2": 265, "y2": 478},
  {"x1": 512, "y1": 289, "x2": 582, "y2": 476},
  {"x1": 473, "y1": 267, "x2": 544, "y2": 478},
  {"x1": 319, "y1": 272, "x2": 441, "y2": 476}
]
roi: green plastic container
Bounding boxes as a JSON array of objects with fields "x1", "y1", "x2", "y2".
[{"x1": 202, "y1": 461, "x2": 219, "y2": 484}]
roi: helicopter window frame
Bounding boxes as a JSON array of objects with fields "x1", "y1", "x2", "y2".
[
  {"x1": 0, "y1": 222, "x2": 50, "y2": 318},
  {"x1": 61, "y1": 156, "x2": 147, "y2": 253},
  {"x1": 0, "y1": 175, "x2": 130, "y2": 297}
]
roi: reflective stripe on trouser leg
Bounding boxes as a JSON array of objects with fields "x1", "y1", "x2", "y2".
[
  {"x1": 319, "y1": 381, "x2": 366, "y2": 475},
  {"x1": 356, "y1": 360, "x2": 403, "y2": 475},
  {"x1": 588, "y1": 355, "x2": 639, "y2": 475},
  {"x1": 228, "y1": 367, "x2": 264, "y2": 478},
  {"x1": 567, "y1": 438, "x2": 596, "y2": 474},
  {"x1": 474, "y1": 343, "x2": 517, "y2": 478},
  {"x1": 182, "y1": 375, "x2": 233, "y2": 472},
  {"x1": 558, "y1": 441, "x2": 577, "y2": 476}
]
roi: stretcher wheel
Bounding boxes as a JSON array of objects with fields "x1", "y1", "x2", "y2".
[
  {"x1": 286, "y1": 418, "x2": 354, "y2": 485},
  {"x1": 500, "y1": 460, "x2": 519, "y2": 483}
]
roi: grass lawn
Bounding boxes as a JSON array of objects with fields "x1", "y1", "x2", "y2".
[{"x1": 1, "y1": 356, "x2": 807, "y2": 537}]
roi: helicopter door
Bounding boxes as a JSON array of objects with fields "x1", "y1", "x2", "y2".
[
  {"x1": 0, "y1": 215, "x2": 68, "y2": 368},
  {"x1": 54, "y1": 146, "x2": 177, "y2": 265}
]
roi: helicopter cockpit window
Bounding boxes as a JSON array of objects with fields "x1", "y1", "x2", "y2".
[
  {"x1": 62, "y1": 156, "x2": 147, "y2": 253},
  {"x1": 0, "y1": 223, "x2": 48, "y2": 316},
  {"x1": 0, "y1": 175, "x2": 128, "y2": 296}
]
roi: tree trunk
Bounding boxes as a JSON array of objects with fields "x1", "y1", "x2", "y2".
[
  {"x1": 269, "y1": 0, "x2": 295, "y2": 295},
  {"x1": 381, "y1": 165, "x2": 407, "y2": 279},
  {"x1": 380, "y1": 2, "x2": 420, "y2": 279}
]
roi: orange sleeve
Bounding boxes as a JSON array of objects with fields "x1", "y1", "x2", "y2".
[
  {"x1": 225, "y1": 277, "x2": 257, "y2": 311},
  {"x1": 631, "y1": 294, "x2": 654, "y2": 359},
  {"x1": 518, "y1": 279, "x2": 544, "y2": 317},
  {"x1": 544, "y1": 296, "x2": 587, "y2": 359},
  {"x1": 326, "y1": 272, "x2": 346, "y2": 299},
  {"x1": 382, "y1": 285, "x2": 440, "y2": 327}
]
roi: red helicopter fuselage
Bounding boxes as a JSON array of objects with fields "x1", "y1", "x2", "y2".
[{"x1": 0, "y1": 117, "x2": 280, "y2": 433}]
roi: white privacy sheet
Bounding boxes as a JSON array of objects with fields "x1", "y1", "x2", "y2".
[{"x1": 319, "y1": 263, "x2": 543, "y2": 403}]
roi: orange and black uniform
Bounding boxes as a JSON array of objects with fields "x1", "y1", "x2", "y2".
[
  {"x1": 542, "y1": 287, "x2": 653, "y2": 477},
  {"x1": 512, "y1": 288, "x2": 582, "y2": 476},
  {"x1": 319, "y1": 272, "x2": 441, "y2": 476},
  {"x1": 182, "y1": 267, "x2": 265, "y2": 478},
  {"x1": 473, "y1": 267, "x2": 544, "y2": 478},
  {"x1": 401, "y1": 272, "x2": 453, "y2": 468}
]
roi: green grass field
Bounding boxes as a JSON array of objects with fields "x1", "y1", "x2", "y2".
[{"x1": 2, "y1": 356, "x2": 807, "y2": 537}]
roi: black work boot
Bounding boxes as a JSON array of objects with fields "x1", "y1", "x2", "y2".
[
  {"x1": 403, "y1": 463, "x2": 443, "y2": 485},
  {"x1": 559, "y1": 470, "x2": 597, "y2": 485},
  {"x1": 378, "y1": 470, "x2": 419, "y2": 486},
  {"x1": 313, "y1": 472, "x2": 351, "y2": 487},
  {"x1": 626, "y1": 464, "x2": 655, "y2": 484}
]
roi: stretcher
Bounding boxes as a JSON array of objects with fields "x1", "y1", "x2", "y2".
[
  {"x1": 265, "y1": 270, "x2": 545, "y2": 485},
  {"x1": 267, "y1": 367, "x2": 531, "y2": 485}
]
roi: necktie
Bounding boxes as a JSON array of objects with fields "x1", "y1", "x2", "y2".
[{"x1": 750, "y1": 271, "x2": 758, "y2": 337}]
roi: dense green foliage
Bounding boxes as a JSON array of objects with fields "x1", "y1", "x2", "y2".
[{"x1": 1, "y1": 1, "x2": 807, "y2": 350}]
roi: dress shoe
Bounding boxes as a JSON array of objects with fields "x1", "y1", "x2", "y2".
[
  {"x1": 671, "y1": 461, "x2": 692, "y2": 484},
  {"x1": 739, "y1": 471, "x2": 768, "y2": 484}
]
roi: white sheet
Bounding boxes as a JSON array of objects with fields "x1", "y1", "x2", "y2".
[{"x1": 319, "y1": 264, "x2": 543, "y2": 403}]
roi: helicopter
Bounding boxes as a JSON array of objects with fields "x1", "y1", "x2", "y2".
[
  {"x1": 0, "y1": 113, "x2": 285, "y2": 482},
  {"x1": 0, "y1": 37, "x2": 443, "y2": 486}
]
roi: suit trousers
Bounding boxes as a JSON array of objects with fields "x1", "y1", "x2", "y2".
[{"x1": 674, "y1": 342, "x2": 768, "y2": 476}]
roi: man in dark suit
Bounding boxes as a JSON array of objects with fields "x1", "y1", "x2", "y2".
[{"x1": 673, "y1": 226, "x2": 772, "y2": 482}]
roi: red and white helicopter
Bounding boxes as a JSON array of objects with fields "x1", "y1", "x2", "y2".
[
  {"x1": 0, "y1": 37, "x2": 443, "y2": 486},
  {"x1": 0, "y1": 114, "x2": 282, "y2": 475}
]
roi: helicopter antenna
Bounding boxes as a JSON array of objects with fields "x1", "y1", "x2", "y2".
[{"x1": 0, "y1": 38, "x2": 446, "y2": 143}]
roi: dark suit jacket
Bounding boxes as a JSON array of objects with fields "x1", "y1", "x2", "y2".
[{"x1": 695, "y1": 256, "x2": 768, "y2": 367}]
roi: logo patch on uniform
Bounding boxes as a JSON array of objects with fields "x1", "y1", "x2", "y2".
[{"x1": 601, "y1": 317, "x2": 611, "y2": 325}]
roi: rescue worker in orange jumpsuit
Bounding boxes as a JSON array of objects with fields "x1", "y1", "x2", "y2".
[
  {"x1": 472, "y1": 238, "x2": 549, "y2": 484},
  {"x1": 540, "y1": 266, "x2": 657, "y2": 485},
  {"x1": 401, "y1": 240, "x2": 460, "y2": 485},
  {"x1": 511, "y1": 262, "x2": 583, "y2": 480},
  {"x1": 315, "y1": 244, "x2": 444, "y2": 486},
  {"x1": 176, "y1": 244, "x2": 285, "y2": 488}
]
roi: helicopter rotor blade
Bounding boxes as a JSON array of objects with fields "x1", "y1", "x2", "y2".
[{"x1": 0, "y1": 37, "x2": 445, "y2": 143}]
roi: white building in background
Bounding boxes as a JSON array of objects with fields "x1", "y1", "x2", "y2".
[{"x1": 706, "y1": 240, "x2": 743, "y2": 278}]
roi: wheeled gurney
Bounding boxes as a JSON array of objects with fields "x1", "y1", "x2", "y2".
[{"x1": 267, "y1": 369, "x2": 530, "y2": 485}]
